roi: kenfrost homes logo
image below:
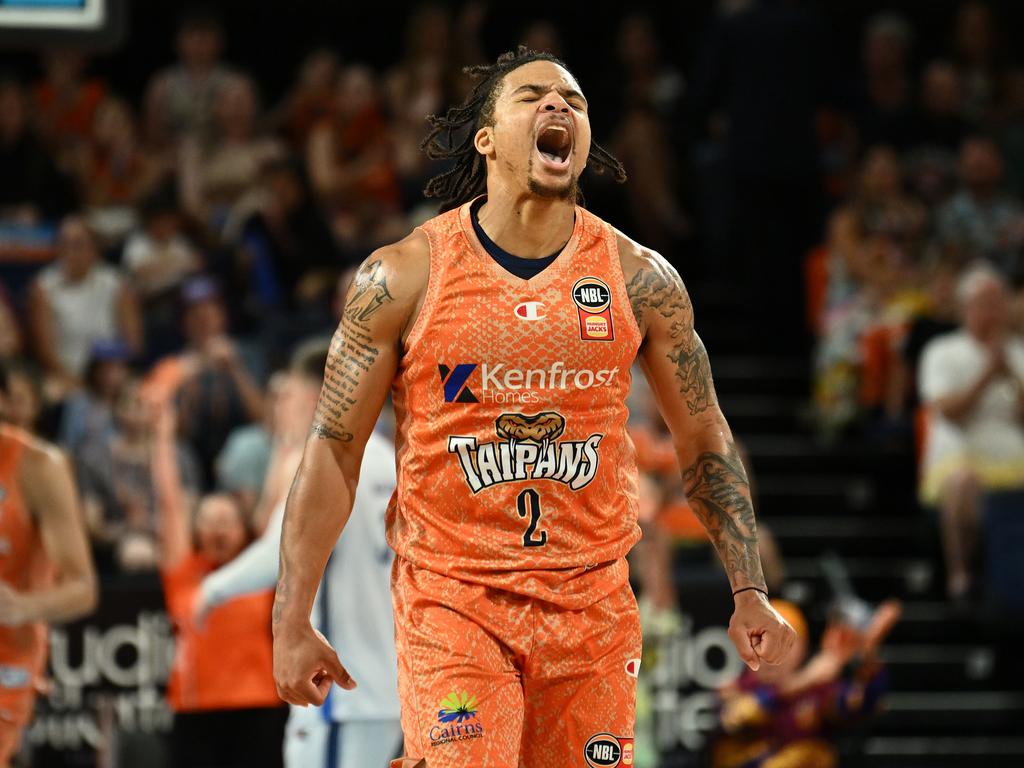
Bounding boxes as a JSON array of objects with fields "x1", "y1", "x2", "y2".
[
  {"x1": 438, "y1": 361, "x2": 620, "y2": 405},
  {"x1": 448, "y1": 411, "x2": 602, "y2": 494},
  {"x1": 429, "y1": 691, "x2": 485, "y2": 747}
]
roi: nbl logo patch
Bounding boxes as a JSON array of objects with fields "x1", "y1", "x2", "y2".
[
  {"x1": 584, "y1": 734, "x2": 634, "y2": 767},
  {"x1": 438, "y1": 364, "x2": 479, "y2": 403},
  {"x1": 572, "y1": 277, "x2": 615, "y2": 342}
]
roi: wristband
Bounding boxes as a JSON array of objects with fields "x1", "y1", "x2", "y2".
[{"x1": 732, "y1": 586, "x2": 769, "y2": 599}]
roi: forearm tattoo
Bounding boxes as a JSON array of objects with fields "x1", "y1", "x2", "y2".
[
  {"x1": 625, "y1": 264, "x2": 716, "y2": 415},
  {"x1": 310, "y1": 259, "x2": 393, "y2": 442},
  {"x1": 682, "y1": 442, "x2": 765, "y2": 590}
]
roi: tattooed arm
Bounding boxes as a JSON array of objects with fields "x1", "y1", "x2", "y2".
[
  {"x1": 273, "y1": 230, "x2": 429, "y2": 706},
  {"x1": 619, "y1": 232, "x2": 794, "y2": 670}
]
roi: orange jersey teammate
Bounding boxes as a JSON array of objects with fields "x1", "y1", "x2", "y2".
[
  {"x1": 273, "y1": 47, "x2": 796, "y2": 768},
  {"x1": 0, "y1": 362, "x2": 97, "y2": 767}
]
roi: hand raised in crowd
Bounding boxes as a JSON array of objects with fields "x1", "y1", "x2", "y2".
[{"x1": 204, "y1": 335, "x2": 241, "y2": 370}]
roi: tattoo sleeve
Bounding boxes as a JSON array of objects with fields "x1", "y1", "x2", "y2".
[
  {"x1": 681, "y1": 442, "x2": 766, "y2": 590},
  {"x1": 626, "y1": 264, "x2": 716, "y2": 416},
  {"x1": 627, "y1": 254, "x2": 765, "y2": 591},
  {"x1": 310, "y1": 259, "x2": 394, "y2": 442}
]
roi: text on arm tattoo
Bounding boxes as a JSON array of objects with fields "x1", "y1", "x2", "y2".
[{"x1": 310, "y1": 259, "x2": 394, "y2": 442}]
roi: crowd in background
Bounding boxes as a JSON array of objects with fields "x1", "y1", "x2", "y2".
[{"x1": 1, "y1": 0, "x2": 1023, "y2": 766}]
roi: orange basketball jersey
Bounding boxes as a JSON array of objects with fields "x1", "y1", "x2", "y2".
[
  {"x1": 0, "y1": 426, "x2": 51, "y2": 704},
  {"x1": 388, "y1": 196, "x2": 642, "y2": 609}
]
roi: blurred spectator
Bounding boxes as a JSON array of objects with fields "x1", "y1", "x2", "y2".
[
  {"x1": 76, "y1": 377, "x2": 199, "y2": 573},
  {"x1": 896, "y1": 260, "x2": 962, "y2": 416},
  {"x1": 144, "y1": 7, "x2": 235, "y2": 147},
  {"x1": 27, "y1": 215, "x2": 142, "y2": 389},
  {"x1": 953, "y1": 1, "x2": 1002, "y2": 125},
  {"x1": 1, "y1": 360, "x2": 43, "y2": 433},
  {"x1": 123, "y1": 187, "x2": 202, "y2": 300},
  {"x1": 607, "y1": 13, "x2": 689, "y2": 258},
  {"x1": 815, "y1": 147, "x2": 928, "y2": 434},
  {"x1": 180, "y1": 74, "x2": 283, "y2": 237},
  {"x1": 308, "y1": 65, "x2": 403, "y2": 254},
  {"x1": 123, "y1": 186, "x2": 203, "y2": 360},
  {"x1": 936, "y1": 135, "x2": 1024, "y2": 279},
  {"x1": 918, "y1": 265, "x2": 1024, "y2": 600},
  {"x1": 144, "y1": 277, "x2": 266, "y2": 490},
  {"x1": 851, "y1": 13, "x2": 916, "y2": 152},
  {"x1": 74, "y1": 96, "x2": 170, "y2": 221},
  {"x1": 1000, "y1": 70, "x2": 1024, "y2": 200},
  {"x1": 214, "y1": 370, "x2": 283, "y2": 520},
  {"x1": 235, "y1": 156, "x2": 340, "y2": 327},
  {"x1": 712, "y1": 599, "x2": 899, "y2": 768},
  {"x1": 274, "y1": 48, "x2": 339, "y2": 151},
  {"x1": 915, "y1": 61, "x2": 972, "y2": 152},
  {"x1": 151, "y1": 400, "x2": 286, "y2": 768},
  {"x1": 58, "y1": 339, "x2": 133, "y2": 452},
  {"x1": 385, "y1": 2, "x2": 451, "y2": 108},
  {"x1": 906, "y1": 61, "x2": 972, "y2": 205},
  {"x1": 0, "y1": 77, "x2": 78, "y2": 223},
  {"x1": 0, "y1": 285, "x2": 22, "y2": 359},
  {"x1": 386, "y1": 3, "x2": 453, "y2": 207},
  {"x1": 31, "y1": 49, "x2": 107, "y2": 162}
]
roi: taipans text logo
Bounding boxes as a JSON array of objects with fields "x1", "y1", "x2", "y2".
[
  {"x1": 438, "y1": 362, "x2": 620, "y2": 405},
  {"x1": 449, "y1": 411, "x2": 603, "y2": 494},
  {"x1": 572, "y1": 276, "x2": 615, "y2": 342},
  {"x1": 429, "y1": 691, "x2": 485, "y2": 748},
  {"x1": 584, "y1": 734, "x2": 635, "y2": 767}
]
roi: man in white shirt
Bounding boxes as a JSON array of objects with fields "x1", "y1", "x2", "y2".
[
  {"x1": 196, "y1": 341, "x2": 401, "y2": 767},
  {"x1": 918, "y1": 264, "x2": 1024, "y2": 599}
]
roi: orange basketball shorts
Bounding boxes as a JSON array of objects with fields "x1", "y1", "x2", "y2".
[
  {"x1": 389, "y1": 556, "x2": 641, "y2": 768},
  {"x1": 0, "y1": 677, "x2": 37, "y2": 765}
]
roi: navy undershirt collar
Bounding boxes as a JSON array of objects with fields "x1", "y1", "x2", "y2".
[{"x1": 470, "y1": 197, "x2": 569, "y2": 280}]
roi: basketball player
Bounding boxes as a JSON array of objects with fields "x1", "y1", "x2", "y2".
[
  {"x1": 273, "y1": 47, "x2": 796, "y2": 768},
  {"x1": 0, "y1": 361, "x2": 97, "y2": 766},
  {"x1": 195, "y1": 341, "x2": 401, "y2": 767}
]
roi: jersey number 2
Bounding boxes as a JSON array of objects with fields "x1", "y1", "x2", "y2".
[{"x1": 517, "y1": 488, "x2": 547, "y2": 547}]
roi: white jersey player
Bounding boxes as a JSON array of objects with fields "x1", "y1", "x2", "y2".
[{"x1": 198, "y1": 341, "x2": 401, "y2": 767}]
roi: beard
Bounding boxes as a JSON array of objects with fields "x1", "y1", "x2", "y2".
[{"x1": 526, "y1": 152, "x2": 580, "y2": 201}]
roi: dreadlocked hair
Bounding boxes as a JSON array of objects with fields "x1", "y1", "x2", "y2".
[{"x1": 420, "y1": 45, "x2": 628, "y2": 213}]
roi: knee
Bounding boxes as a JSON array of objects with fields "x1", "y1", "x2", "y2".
[{"x1": 942, "y1": 468, "x2": 980, "y2": 504}]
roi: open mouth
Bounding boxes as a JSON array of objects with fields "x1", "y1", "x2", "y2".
[{"x1": 535, "y1": 123, "x2": 572, "y2": 168}]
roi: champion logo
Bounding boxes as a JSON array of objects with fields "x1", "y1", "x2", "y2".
[
  {"x1": 514, "y1": 301, "x2": 545, "y2": 321},
  {"x1": 624, "y1": 658, "x2": 641, "y2": 678}
]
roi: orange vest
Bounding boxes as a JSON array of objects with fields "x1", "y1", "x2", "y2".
[
  {"x1": 162, "y1": 554, "x2": 280, "y2": 712},
  {"x1": 387, "y1": 197, "x2": 643, "y2": 609},
  {"x1": 0, "y1": 426, "x2": 51, "y2": 690}
]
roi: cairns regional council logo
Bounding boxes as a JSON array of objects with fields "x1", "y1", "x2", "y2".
[
  {"x1": 429, "y1": 690, "x2": 485, "y2": 748},
  {"x1": 448, "y1": 411, "x2": 602, "y2": 494},
  {"x1": 584, "y1": 733, "x2": 635, "y2": 767}
]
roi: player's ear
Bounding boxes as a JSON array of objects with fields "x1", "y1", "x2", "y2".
[{"x1": 474, "y1": 126, "x2": 495, "y2": 158}]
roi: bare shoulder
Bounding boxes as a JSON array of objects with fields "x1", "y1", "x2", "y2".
[
  {"x1": 17, "y1": 434, "x2": 72, "y2": 503},
  {"x1": 612, "y1": 228, "x2": 691, "y2": 336},
  {"x1": 348, "y1": 228, "x2": 430, "y2": 338}
]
